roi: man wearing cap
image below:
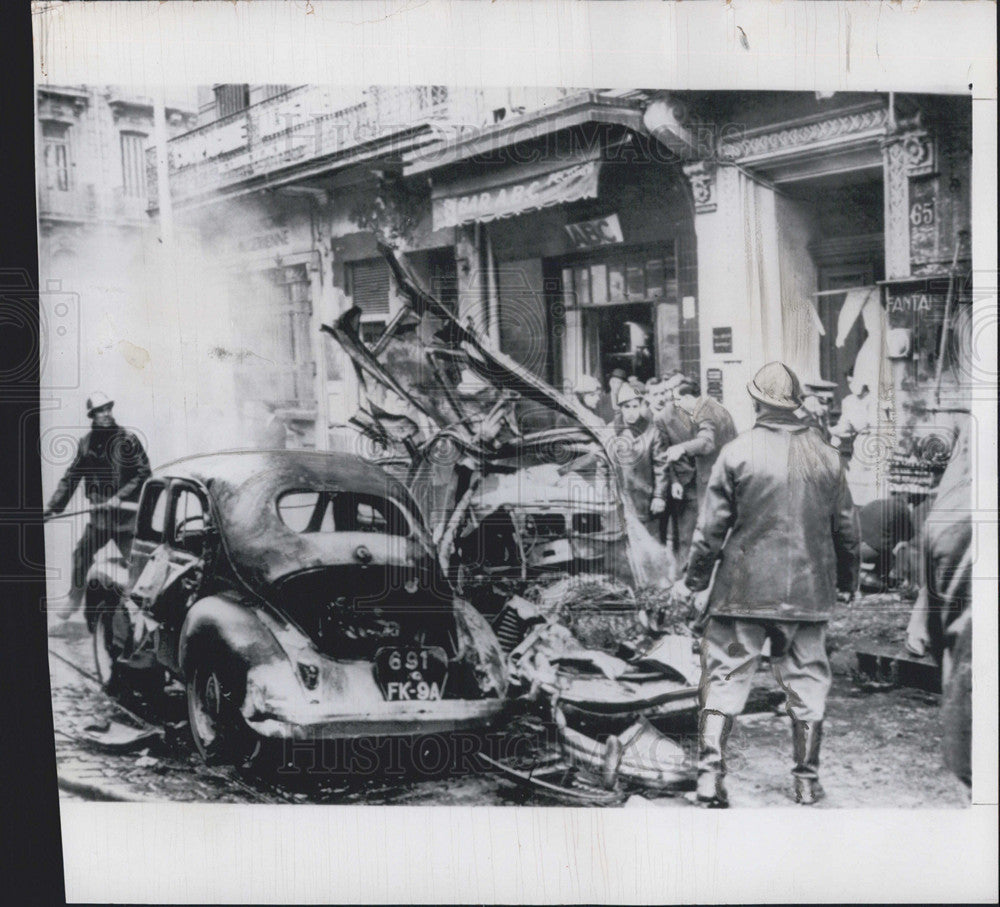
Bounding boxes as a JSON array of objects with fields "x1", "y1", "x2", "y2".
[
  {"x1": 572, "y1": 374, "x2": 614, "y2": 426},
  {"x1": 43, "y1": 394, "x2": 152, "y2": 618},
  {"x1": 668, "y1": 377, "x2": 738, "y2": 507},
  {"x1": 677, "y1": 362, "x2": 860, "y2": 807},
  {"x1": 612, "y1": 382, "x2": 669, "y2": 537}
]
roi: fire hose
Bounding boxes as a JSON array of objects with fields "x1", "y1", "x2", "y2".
[{"x1": 43, "y1": 501, "x2": 138, "y2": 522}]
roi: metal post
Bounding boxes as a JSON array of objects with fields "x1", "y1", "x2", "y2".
[
  {"x1": 153, "y1": 84, "x2": 174, "y2": 244},
  {"x1": 485, "y1": 226, "x2": 501, "y2": 350}
]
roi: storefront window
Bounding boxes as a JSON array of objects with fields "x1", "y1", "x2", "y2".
[
  {"x1": 557, "y1": 246, "x2": 677, "y2": 385},
  {"x1": 885, "y1": 277, "x2": 970, "y2": 386}
]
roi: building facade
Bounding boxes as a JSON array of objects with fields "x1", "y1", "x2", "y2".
[
  {"x1": 36, "y1": 85, "x2": 196, "y2": 272},
  {"x1": 154, "y1": 87, "x2": 972, "y2": 492},
  {"x1": 35, "y1": 85, "x2": 201, "y2": 497}
]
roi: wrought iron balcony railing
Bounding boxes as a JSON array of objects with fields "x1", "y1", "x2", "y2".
[{"x1": 149, "y1": 85, "x2": 575, "y2": 206}]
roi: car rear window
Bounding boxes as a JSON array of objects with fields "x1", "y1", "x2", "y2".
[{"x1": 276, "y1": 490, "x2": 409, "y2": 536}]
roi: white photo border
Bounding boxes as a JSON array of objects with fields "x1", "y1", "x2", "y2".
[{"x1": 34, "y1": 1, "x2": 998, "y2": 903}]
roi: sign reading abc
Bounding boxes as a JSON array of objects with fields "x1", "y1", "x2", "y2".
[{"x1": 564, "y1": 214, "x2": 624, "y2": 250}]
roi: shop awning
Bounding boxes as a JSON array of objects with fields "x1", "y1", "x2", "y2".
[{"x1": 431, "y1": 159, "x2": 602, "y2": 230}]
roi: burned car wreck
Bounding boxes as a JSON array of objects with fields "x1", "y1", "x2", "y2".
[
  {"x1": 85, "y1": 450, "x2": 507, "y2": 765},
  {"x1": 324, "y1": 243, "x2": 672, "y2": 593},
  {"x1": 323, "y1": 244, "x2": 702, "y2": 800}
]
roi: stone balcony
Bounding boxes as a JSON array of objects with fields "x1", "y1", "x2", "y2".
[
  {"x1": 37, "y1": 182, "x2": 151, "y2": 227},
  {"x1": 36, "y1": 183, "x2": 98, "y2": 223}
]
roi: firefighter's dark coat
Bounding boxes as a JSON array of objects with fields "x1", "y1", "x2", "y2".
[
  {"x1": 686, "y1": 409, "x2": 860, "y2": 621},
  {"x1": 47, "y1": 424, "x2": 151, "y2": 513}
]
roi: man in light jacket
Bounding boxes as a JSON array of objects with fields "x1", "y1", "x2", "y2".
[
  {"x1": 677, "y1": 362, "x2": 860, "y2": 807},
  {"x1": 612, "y1": 382, "x2": 669, "y2": 538}
]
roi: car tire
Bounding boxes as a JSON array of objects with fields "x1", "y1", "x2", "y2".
[
  {"x1": 186, "y1": 654, "x2": 262, "y2": 767},
  {"x1": 92, "y1": 607, "x2": 125, "y2": 692}
]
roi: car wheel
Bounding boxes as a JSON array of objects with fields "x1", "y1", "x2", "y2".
[
  {"x1": 92, "y1": 608, "x2": 124, "y2": 692},
  {"x1": 186, "y1": 657, "x2": 262, "y2": 767}
]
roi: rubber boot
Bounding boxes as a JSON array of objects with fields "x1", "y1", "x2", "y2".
[
  {"x1": 694, "y1": 711, "x2": 734, "y2": 808},
  {"x1": 792, "y1": 719, "x2": 824, "y2": 805}
]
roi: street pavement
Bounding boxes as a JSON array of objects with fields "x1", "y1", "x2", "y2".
[{"x1": 46, "y1": 598, "x2": 967, "y2": 808}]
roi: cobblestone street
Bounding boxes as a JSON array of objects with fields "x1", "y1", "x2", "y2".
[
  {"x1": 48, "y1": 615, "x2": 519, "y2": 805},
  {"x1": 46, "y1": 594, "x2": 969, "y2": 808}
]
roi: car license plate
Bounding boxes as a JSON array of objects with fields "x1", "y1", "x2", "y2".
[{"x1": 374, "y1": 646, "x2": 448, "y2": 701}]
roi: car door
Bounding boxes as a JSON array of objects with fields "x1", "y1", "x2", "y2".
[
  {"x1": 128, "y1": 480, "x2": 214, "y2": 623},
  {"x1": 164, "y1": 482, "x2": 215, "y2": 611},
  {"x1": 127, "y1": 479, "x2": 170, "y2": 590}
]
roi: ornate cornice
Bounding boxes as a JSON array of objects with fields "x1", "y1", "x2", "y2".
[
  {"x1": 37, "y1": 90, "x2": 89, "y2": 123},
  {"x1": 720, "y1": 104, "x2": 889, "y2": 163},
  {"x1": 38, "y1": 86, "x2": 89, "y2": 109}
]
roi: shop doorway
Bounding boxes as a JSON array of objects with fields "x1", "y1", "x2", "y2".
[
  {"x1": 587, "y1": 302, "x2": 656, "y2": 383},
  {"x1": 553, "y1": 244, "x2": 677, "y2": 391}
]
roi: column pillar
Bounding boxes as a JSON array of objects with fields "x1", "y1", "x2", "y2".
[
  {"x1": 882, "y1": 125, "x2": 937, "y2": 280},
  {"x1": 683, "y1": 160, "x2": 770, "y2": 431}
]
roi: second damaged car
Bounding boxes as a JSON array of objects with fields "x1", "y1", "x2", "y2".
[
  {"x1": 84, "y1": 450, "x2": 507, "y2": 765},
  {"x1": 324, "y1": 245, "x2": 703, "y2": 800},
  {"x1": 323, "y1": 242, "x2": 666, "y2": 593}
]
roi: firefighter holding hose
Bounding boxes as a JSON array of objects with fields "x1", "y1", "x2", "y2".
[{"x1": 43, "y1": 393, "x2": 151, "y2": 618}]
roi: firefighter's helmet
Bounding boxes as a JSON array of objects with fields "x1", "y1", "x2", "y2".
[
  {"x1": 747, "y1": 362, "x2": 803, "y2": 410},
  {"x1": 86, "y1": 392, "x2": 114, "y2": 417}
]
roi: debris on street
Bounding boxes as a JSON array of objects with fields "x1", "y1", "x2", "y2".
[{"x1": 79, "y1": 721, "x2": 163, "y2": 753}]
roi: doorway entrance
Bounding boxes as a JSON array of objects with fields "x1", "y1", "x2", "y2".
[
  {"x1": 587, "y1": 302, "x2": 656, "y2": 383},
  {"x1": 552, "y1": 243, "x2": 678, "y2": 390}
]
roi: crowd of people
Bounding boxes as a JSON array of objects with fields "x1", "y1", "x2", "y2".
[
  {"x1": 565, "y1": 361, "x2": 970, "y2": 804},
  {"x1": 569, "y1": 369, "x2": 736, "y2": 577}
]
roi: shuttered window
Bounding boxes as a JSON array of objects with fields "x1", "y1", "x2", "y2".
[
  {"x1": 261, "y1": 84, "x2": 291, "y2": 101},
  {"x1": 120, "y1": 131, "x2": 147, "y2": 198},
  {"x1": 346, "y1": 258, "x2": 391, "y2": 316},
  {"x1": 42, "y1": 121, "x2": 72, "y2": 191},
  {"x1": 214, "y1": 84, "x2": 250, "y2": 119}
]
